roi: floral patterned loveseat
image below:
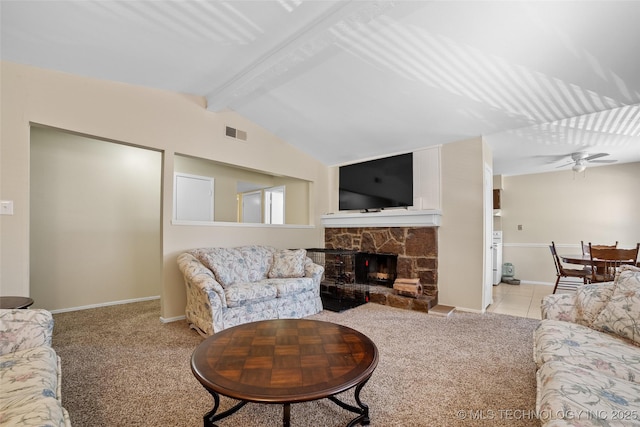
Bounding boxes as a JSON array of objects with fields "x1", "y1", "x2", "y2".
[
  {"x1": 177, "y1": 245, "x2": 324, "y2": 336},
  {"x1": 534, "y1": 266, "x2": 640, "y2": 426},
  {"x1": 0, "y1": 308, "x2": 71, "y2": 426}
]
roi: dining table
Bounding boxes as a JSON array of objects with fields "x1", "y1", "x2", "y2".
[
  {"x1": 561, "y1": 254, "x2": 639, "y2": 268},
  {"x1": 560, "y1": 254, "x2": 593, "y2": 266}
]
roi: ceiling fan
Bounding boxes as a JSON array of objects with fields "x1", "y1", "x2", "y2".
[{"x1": 556, "y1": 152, "x2": 617, "y2": 173}]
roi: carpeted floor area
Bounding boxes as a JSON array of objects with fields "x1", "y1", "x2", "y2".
[{"x1": 52, "y1": 300, "x2": 540, "y2": 426}]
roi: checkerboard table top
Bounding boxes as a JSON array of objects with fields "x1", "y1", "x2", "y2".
[{"x1": 191, "y1": 318, "x2": 378, "y2": 403}]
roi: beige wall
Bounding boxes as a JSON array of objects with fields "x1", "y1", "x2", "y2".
[
  {"x1": 30, "y1": 128, "x2": 162, "y2": 310},
  {"x1": 273, "y1": 176, "x2": 310, "y2": 225},
  {"x1": 0, "y1": 61, "x2": 329, "y2": 319},
  {"x1": 438, "y1": 137, "x2": 489, "y2": 312},
  {"x1": 500, "y1": 162, "x2": 640, "y2": 285},
  {"x1": 1, "y1": 60, "x2": 504, "y2": 316}
]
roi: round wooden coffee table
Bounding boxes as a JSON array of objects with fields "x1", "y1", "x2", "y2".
[
  {"x1": 191, "y1": 318, "x2": 378, "y2": 427},
  {"x1": 0, "y1": 296, "x2": 34, "y2": 309}
]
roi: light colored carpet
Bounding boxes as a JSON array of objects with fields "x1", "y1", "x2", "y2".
[{"x1": 52, "y1": 300, "x2": 540, "y2": 426}]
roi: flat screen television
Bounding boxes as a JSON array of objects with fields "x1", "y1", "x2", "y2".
[{"x1": 339, "y1": 153, "x2": 413, "y2": 211}]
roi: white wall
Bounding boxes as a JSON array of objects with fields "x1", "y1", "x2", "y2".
[
  {"x1": 500, "y1": 162, "x2": 640, "y2": 285},
  {"x1": 0, "y1": 61, "x2": 329, "y2": 319}
]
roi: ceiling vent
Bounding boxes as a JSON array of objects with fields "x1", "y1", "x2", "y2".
[{"x1": 225, "y1": 126, "x2": 247, "y2": 141}]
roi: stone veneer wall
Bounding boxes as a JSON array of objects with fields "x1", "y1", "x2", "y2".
[{"x1": 324, "y1": 227, "x2": 438, "y2": 296}]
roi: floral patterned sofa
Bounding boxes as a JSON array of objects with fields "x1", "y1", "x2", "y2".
[
  {"x1": 0, "y1": 308, "x2": 71, "y2": 426},
  {"x1": 177, "y1": 245, "x2": 324, "y2": 335},
  {"x1": 535, "y1": 266, "x2": 640, "y2": 426}
]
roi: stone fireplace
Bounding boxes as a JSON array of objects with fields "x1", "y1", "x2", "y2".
[{"x1": 324, "y1": 226, "x2": 438, "y2": 298}]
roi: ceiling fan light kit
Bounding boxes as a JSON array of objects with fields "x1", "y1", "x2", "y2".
[
  {"x1": 572, "y1": 160, "x2": 587, "y2": 173},
  {"x1": 555, "y1": 151, "x2": 616, "y2": 174}
]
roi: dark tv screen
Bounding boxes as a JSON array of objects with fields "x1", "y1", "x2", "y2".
[{"x1": 339, "y1": 153, "x2": 413, "y2": 211}]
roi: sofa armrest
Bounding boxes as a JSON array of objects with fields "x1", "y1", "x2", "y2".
[
  {"x1": 541, "y1": 293, "x2": 577, "y2": 322},
  {"x1": 304, "y1": 257, "x2": 324, "y2": 287},
  {"x1": 177, "y1": 253, "x2": 228, "y2": 335},
  {"x1": 178, "y1": 253, "x2": 227, "y2": 306},
  {"x1": 0, "y1": 308, "x2": 53, "y2": 356}
]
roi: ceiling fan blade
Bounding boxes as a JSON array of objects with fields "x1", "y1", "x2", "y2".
[
  {"x1": 584, "y1": 152, "x2": 609, "y2": 161},
  {"x1": 533, "y1": 154, "x2": 571, "y2": 164},
  {"x1": 555, "y1": 161, "x2": 574, "y2": 168},
  {"x1": 590, "y1": 159, "x2": 617, "y2": 164}
]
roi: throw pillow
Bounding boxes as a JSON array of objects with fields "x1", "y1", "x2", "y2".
[
  {"x1": 618, "y1": 264, "x2": 640, "y2": 275},
  {"x1": 191, "y1": 247, "x2": 248, "y2": 288},
  {"x1": 268, "y1": 249, "x2": 306, "y2": 278},
  {"x1": 574, "y1": 283, "x2": 615, "y2": 327},
  {"x1": 592, "y1": 269, "x2": 640, "y2": 344},
  {"x1": 240, "y1": 246, "x2": 274, "y2": 282},
  {"x1": 613, "y1": 264, "x2": 640, "y2": 283}
]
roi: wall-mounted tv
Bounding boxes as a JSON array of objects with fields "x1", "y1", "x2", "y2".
[{"x1": 339, "y1": 153, "x2": 413, "y2": 211}]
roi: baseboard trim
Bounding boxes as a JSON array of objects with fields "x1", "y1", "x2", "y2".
[
  {"x1": 49, "y1": 295, "x2": 160, "y2": 314},
  {"x1": 517, "y1": 281, "x2": 554, "y2": 286},
  {"x1": 502, "y1": 243, "x2": 581, "y2": 249},
  {"x1": 160, "y1": 315, "x2": 186, "y2": 323},
  {"x1": 454, "y1": 307, "x2": 484, "y2": 314}
]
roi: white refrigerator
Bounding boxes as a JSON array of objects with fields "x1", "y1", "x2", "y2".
[{"x1": 492, "y1": 231, "x2": 503, "y2": 285}]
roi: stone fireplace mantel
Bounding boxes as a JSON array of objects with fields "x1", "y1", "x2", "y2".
[{"x1": 321, "y1": 209, "x2": 442, "y2": 228}]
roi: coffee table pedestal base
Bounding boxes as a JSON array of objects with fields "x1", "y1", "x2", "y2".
[{"x1": 202, "y1": 377, "x2": 372, "y2": 427}]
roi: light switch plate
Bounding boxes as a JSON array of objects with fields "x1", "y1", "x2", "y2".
[{"x1": 1, "y1": 200, "x2": 14, "y2": 215}]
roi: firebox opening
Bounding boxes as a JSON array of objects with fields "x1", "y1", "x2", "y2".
[
  {"x1": 306, "y1": 249, "x2": 399, "y2": 312},
  {"x1": 355, "y1": 252, "x2": 398, "y2": 287}
]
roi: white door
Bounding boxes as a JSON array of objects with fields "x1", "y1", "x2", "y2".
[
  {"x1": 264, "y1": 186, "x2": 285, "y2": 225},
  {"x1": 483, "y1": 166, "x2": 494, "y2": 309},
  {"x1": 174, "y1": 173, "x2": 214, "y2": 221},
  {"x1": 241, "y1": 190, "x2": 262, "y2": 223}
]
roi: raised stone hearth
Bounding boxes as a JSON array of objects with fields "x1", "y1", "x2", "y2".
[
  {"x1": 324, "y1": 226, "x2": 438, "y2": 310},
  {"x1": 368, "y1": 285, "x2": 437, "y2": 312}
]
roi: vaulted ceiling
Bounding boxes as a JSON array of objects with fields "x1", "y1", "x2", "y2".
[{"x1": 2, "y1": 1, "x2": 639, "y2": 175}]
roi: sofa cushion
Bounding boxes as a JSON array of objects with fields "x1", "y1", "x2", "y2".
[
  {"x1": 190, "y1": 247, "x2": 250, "y2": 287},
  {"x1": 221, "y1": 300, "x2": 279, "y2": 330},
  {"x1": 574, "y1": 283, "x2": 615, "y2": 327},
  {"x1": 268, "y1": 277, "x2": 317, "y2": 297},
  {"x1": 537, "y1": 360, "x2": 640, "y2": 426},
  {"x1": 534, "y1": 319, "x2": 640, "y2": 383},
  {"x1": 0, "y1": 346, "x2": 60, "y2": 408},
  {"x1": 239, "y1": 245, "x2": 274, "y2": 282},
  {"x1": 268, "y1": 249, "x2": 306, "y2": 278},
  {"x1": 592, "y1": 269, "x2": 640, "y2": 345},
  {"x1": 224, "y1": 282, "x2": 278, "y2": 308}
]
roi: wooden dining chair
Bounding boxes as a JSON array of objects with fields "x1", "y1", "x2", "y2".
[
  {"x1": 589, "y1": 243, "x2": 639, "y2": 283},
  {"x1": 550, "y1": 241, "x2": 591, "y2": 294},
  {"x1": 580, "y1": 240, "x2": 618, "y2": 255}
]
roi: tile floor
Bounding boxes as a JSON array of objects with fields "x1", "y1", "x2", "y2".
[{"x1": 487, "y1": 282, "x2": 556, "y2": 320}]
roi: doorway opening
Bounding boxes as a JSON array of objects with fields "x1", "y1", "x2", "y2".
[{"x1": 29, "y1": 126, "x2": 162, "y2": 311}]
